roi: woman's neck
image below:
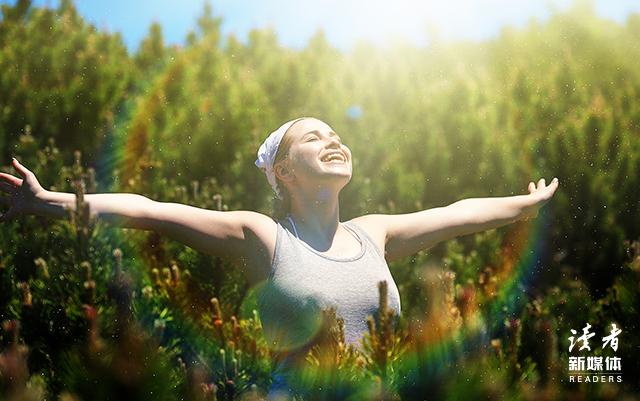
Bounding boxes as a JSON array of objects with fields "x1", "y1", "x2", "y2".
[{"x1": 288, "y1": 189, "x2": 340, "y2": 244}]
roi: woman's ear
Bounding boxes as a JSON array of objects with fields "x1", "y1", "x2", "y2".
[{"x1": 274, "y1": 160, "x2": 294, "y2": 183}]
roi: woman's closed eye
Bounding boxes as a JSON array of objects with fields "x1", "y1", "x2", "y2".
[{"x1": 304, "y1": 133, "x2": 342, "y2": 143}]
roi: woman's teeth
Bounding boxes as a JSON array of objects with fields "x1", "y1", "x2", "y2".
[{"x1": 321, "y1": 154, "x2": 344, "y2": 162}]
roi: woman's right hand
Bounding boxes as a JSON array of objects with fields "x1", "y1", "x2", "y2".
[{"x1": 0, "y1": 158, "x2": 47, "y2": 222}]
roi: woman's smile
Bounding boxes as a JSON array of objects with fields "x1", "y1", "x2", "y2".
[{"x1": 320, "y1": 151, "x2": 347, "y2": 163}]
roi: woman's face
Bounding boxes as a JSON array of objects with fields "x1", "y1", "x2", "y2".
[{"x1": 276, "y1": 118, "x2": 352, "y2": 194}]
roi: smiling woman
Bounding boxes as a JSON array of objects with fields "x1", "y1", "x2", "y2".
[
  {"x1": 247, "y1": 116, "x2": 558, "y2": 398},
  {"x1": 0, "y1": 116, "x2": 558, "y2": 400},
  {"x1": 267, "y1": 119, "x2": 351, "y2": 209}
]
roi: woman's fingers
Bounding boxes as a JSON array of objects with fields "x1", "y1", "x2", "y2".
[
  {"x1": 0, "y1": 172, "x2": 22, "y2": 187},
  {"x1": 11, "y1": 158, "x2": 32, "y2": 179},
  {"x1": 548, "y1": 177, "x2": 559, "y2": 196},
  {"x1": 528, "y1": 177, "x2": 559, "y2": 197},
  {"x1": 535, "y1": 177, "x2": 560, "y2": 201}
]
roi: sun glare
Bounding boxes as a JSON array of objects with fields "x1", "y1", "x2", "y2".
[{"x1": 291, "y1": 0, "x2": 574, "y2": 49}]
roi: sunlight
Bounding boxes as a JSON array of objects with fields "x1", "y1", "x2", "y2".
[{"x1": 290, "y1": 0, "x2": 574, "y2": 48}]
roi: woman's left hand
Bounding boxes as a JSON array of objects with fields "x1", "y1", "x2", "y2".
[
  {"x1": 0, "y1": 158, "x2": 47, "y2": 222},
  {"x1": 523, "y1": 177, "x2": 559, "y2": 220}
]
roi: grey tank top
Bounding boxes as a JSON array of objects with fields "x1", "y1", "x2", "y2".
[{"x1": 256, "y1": 216, "x2": 402, "y2": 356}]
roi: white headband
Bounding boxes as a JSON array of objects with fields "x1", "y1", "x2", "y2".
[{"x1": 255, "y1": 117, "x2": 307, "y2": 199}]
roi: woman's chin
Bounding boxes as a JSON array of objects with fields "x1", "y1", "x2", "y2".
[
  {"x1": 320, "y1": 162, "x2": 351, "y2": 174},
  {"x1": 315, "y1": 167, "x2": 352, "y2": 184},
  {"x1": 324, "y1": 169, "x2": 351, "y2": 180}
]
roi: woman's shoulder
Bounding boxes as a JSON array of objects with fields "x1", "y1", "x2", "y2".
[
  {"x1": 345, "y1": 214, "x2": 388, "y2": 257},
  {"x1": 347, "y1": 214, "x2": 387, "y2": 232},
  {"x1": 236, "y1": 210, "x2": 278, "y2": 242},
  {"x1": 231, "y1": 211, "x2": 278, "y2": 285}
]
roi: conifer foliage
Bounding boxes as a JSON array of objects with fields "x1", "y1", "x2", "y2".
[{"x1": 1, "y1": 1, "x2": 639, "y2": 399}]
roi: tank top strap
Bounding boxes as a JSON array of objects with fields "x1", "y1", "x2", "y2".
[
  {"x1": 342, "y1": 220, "x2": 386, "y2": 261},
  {"x1": 285, "y1": 215, "x2": 299, "y2": 238},
  {"x1": 276, "y1": 217, "x2": 297, "y2": 241}
]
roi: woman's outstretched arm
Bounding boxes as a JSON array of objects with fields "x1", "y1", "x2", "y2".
[
  {"x1": 34, "y1": 190, "x2": 157, "y2": 228},
  {"x1": 351, "y1": 177, "x2": 559, "y2": 262},
  {"x1": 0, "y1": 158, "x2": 275, "y2": 273}
]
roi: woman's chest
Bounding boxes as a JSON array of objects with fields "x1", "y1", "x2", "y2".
[{"x1": 268, "y1": 259, "x2": 400, "y2": 312}]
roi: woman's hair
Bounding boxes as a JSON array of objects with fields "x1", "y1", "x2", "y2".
[{"x1": 271, "y1": 118, "x2": 306, "y2": 220}]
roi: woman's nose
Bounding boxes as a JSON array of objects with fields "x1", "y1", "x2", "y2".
[{"x1": 326, "y1": 136, "x2": 341, "y2": 148}]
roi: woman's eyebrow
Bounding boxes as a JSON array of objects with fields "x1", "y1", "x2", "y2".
[{"x1": 303, "y1": 130, "x2": 339, "y2": 137}]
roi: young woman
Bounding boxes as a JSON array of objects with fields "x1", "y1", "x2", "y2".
[{"x1": 0, "y1": 116, "x2": 559, "y2": 397}]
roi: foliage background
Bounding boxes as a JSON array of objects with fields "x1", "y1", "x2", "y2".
[{"x1": 0, "y1": 0, "x2": 638, "y2": 400}]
